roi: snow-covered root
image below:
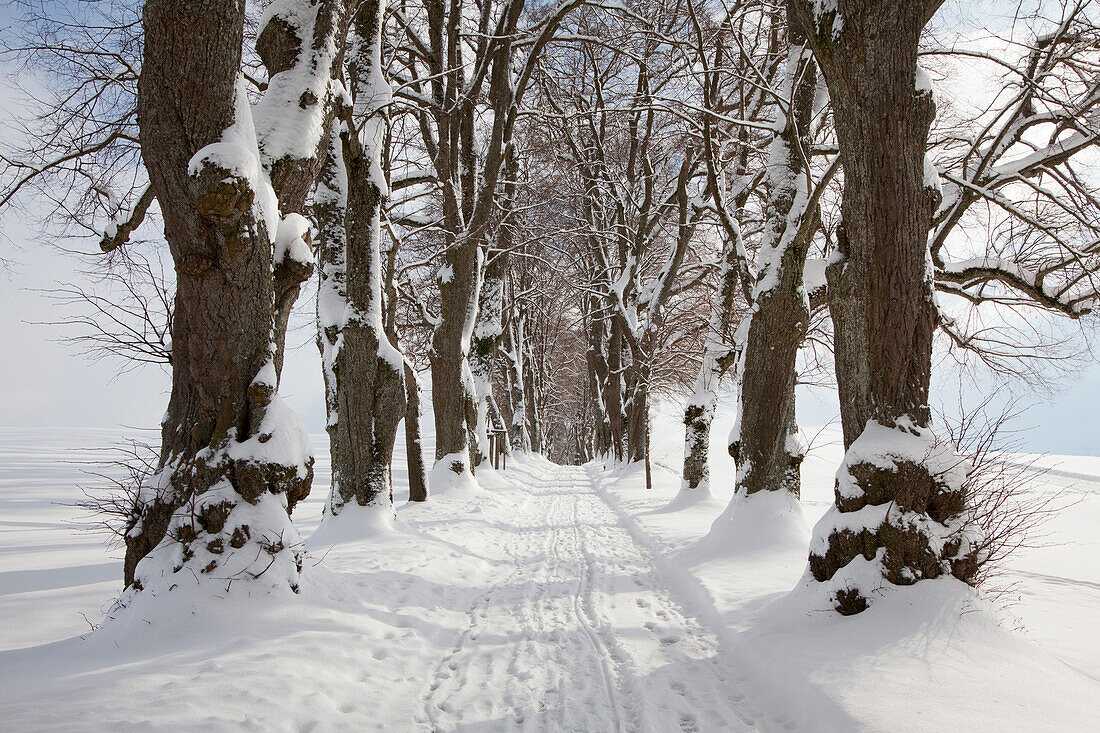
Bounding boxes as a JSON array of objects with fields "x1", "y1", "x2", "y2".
[
  {"x1": 308, "y1": 501, "x2": 397, "y2": 549},
  {"x1": 660, "y1": 482, "x2": 723, "y2": 514},
  {"x1": 428, "y1": 452, "x2": 482, "y2": 496},
  {"x1": 100, "y1": 398, "x2": 312, "y2": 639},
  {"x1": 807, "y1": 419, "x2": 983, "y2": 614}
]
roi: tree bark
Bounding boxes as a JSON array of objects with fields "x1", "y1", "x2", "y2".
[
  {"x1": 322, "y1": 0, "x2": 407, "y2": 516},
  {"x1": 790, "y1": 0, "x2": 978, "y2": 614},
  {"x1": 126, "y1": 0, "x2": 311, "y2": 593},
  {"x1": 730, "y1": 36, "x2": 819, "y2": 499},
  {"x1": 428, "y1": 0, "x2": 525, "y2": 478},
  {"x1": 681, "y1": 225, "x2": 742, "y2": 492},
  {"x1": 470, "y1": 253, "x2": 507, "y2": 465},
  {"x1": 255, "y1": 0, "x2": 352, "y2": 384},
  {"x1": 586, "y1": 290, "x2": 613, "y2": 457},
  {"x1": 403, "y1": 360, "x2": 429, "y2": 501}
]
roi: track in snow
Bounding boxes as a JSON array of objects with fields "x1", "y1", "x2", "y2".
[{"x1": 417, "y1": 460, "x2": 791, "y2": 733}]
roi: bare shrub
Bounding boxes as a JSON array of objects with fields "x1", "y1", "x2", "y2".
[
  {"x1": 71, "y1": 438, "x2": 158, "y2": 548},
  {"x1": 942, "y1": 396, "x2": 1076, "y2": 590}
]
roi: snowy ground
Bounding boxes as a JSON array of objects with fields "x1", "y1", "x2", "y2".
[{"x1": 0, "y1": 400, "x2": 1097, "y2": 731}]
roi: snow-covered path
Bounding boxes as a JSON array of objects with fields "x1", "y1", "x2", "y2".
[
  {"x1": 419, "y1": 460, "x2": 777, "y2": 733},
  {"x1": 415, "y1": 462, "x2": 778, "y2": 730}
]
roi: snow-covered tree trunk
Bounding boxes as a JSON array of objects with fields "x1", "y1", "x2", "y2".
[
  {"x1": 624, "y1": 360, "x2": 651, "y2": 464},
  {"x1": 254, "y1": 0, "x2": 352, "y2": 383},
  {"x1": 430, "y1": 233, "x2": 484, "y2": 477},
  {"x1": 427, "y1": 0, "x2": 529, "y2": 482},
  {"x1": 605, "y1": 316, "x2": 627, "y2": 461},
  {"x1": 126, "y1": 0, "x2": 312, "y2": 596},
  {"x1": 586, "y1": 291, "x2": 614, "y2": 457},
  {"x1": 501, "y1": 292, "x2": 532, "y2": 452},
  {"x1": 790, "y1": 0, "x2": 980, "y2": 614},
  {"x1": 729, "y1": 38, "x2": 819, "y2": 499},
  {"x1": 402, "y1": 359, "x2": 429, "y2": 501},
  {"x1": 470, "y1": 255, "x2": 507, "y2": 465},
  {"x1": 624, "y1": 156, "x2": 698, "y2": 466},
  {"x1": 322, "y1": 0, "x2": 407, "y2": 518},
  {"x1": 523, "y1": 330, "x2": 543, "y2": 453},
  {"x1": 681, "y1": 222, "x2": 743, "y2": 492},
  {"x1": 315, "y1": 121, "x2": 348, "y2": 501}
]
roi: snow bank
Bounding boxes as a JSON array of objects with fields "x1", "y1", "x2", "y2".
[
  {"x1": 696, "y1": 488, "x2": 810, "y2": 560},
  {"x1": 307, "y1": 501, "x2": 397, "y2": 549},
  {"x1": 428, "y1": 452, "x2": 481, "y2": 496}
]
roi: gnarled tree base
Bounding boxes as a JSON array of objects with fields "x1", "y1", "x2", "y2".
[{"x1": 808, "y1": 421, "x2": 982, "y2": 615}]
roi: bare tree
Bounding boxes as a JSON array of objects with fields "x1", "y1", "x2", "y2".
[
  {"x1": 927, "y1": 2, "x2": 1100, "y2": 373},
  {"x1": 385, "y1": 0, "x2": 585, "y2": 484},
  {"x1": 535, "y1": 0, "x2": 712, "y2": 464},
  {"x1": 790, "y1": 0, "x2": 981, "y2": 615},
  {"x1": 123, "y1": 0, "x2": 318, "y2": 597}
]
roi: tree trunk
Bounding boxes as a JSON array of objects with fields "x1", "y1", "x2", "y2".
[
  {"x1": 255, "y1": 0, "x2": 352, "y2": 385},
  {"x1": 126, "y1": 0, "x2": 311, "y2": 594},
  {"x1": 470, "y1": 254, "x2": 506, "y2": 465},
  {"x1": 790, "y1": 0, "x2": 979, "y2": 614},
  {"x1": 504, "y1": 297, "x2": 533, "y2": 452},
  {"x1": 315, "y1": 122, "x2": 346, "y2": 508},
  {"x1": 403, "y1": 360, "x2": 429, "y2": 501},
  {"x1": 681, "y1": 223, "x2": 742, "y2": 492},
  {"x1": 730, "y1": 36, "x2": 819, "y2": 499},
  {"x1": 605, "y1": 316, "x2": 626, "y2": 461},
  {"x1": 522, "y1": 332, "x2": 542, "y2": 453},
  {"x1": 322, "y1": 0, "x2": 407, "y2": 517},
  {"x1": 586, "y1": 291, "x2": 613, "y2": 457},
  {"x1": 625, "y1": 356, "x2": 650, "y2": 464}
]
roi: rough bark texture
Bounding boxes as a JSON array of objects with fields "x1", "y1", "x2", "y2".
[
  {"x1": 323, "y1": 0, "x2": 407, "y2": 515},
  {"x1": 403, "y1": 360, "x2": 429, "y2": 501},
  {"x1": 790, "y1": 0, "x2": 977, "y2": 612},
  {"x1": 315, "y1": 122, "x2": 346, "y2": 503},
  {"x1": 430, "y1": 243, "x2": 482, "y2": 471},
  {"x1": 427, "y1": 0, "x2": 525, "y2": 476},
  {"x1": 605, "y1": 318, "x2": 626, "y2": 460},
  {"x1": 624, "y1": 364, "x2": 651, "y2": 464},
  {"x1": 619, "y1": 158, "x2": 697, "y2": 466},
  {"x1": 127, "y1": 0, "x2": 310, "y2": 591},
  {"x1": 790, "y1": 0, "x2": 942, "y2": 443},
  {"x1": 586, "y1": 291, "x2": 614, "y2": 457},
  {"x1": 681, "y1": 244, "x2": 739, "y2": 491},
  {"x1": 730, "y1": 39, "x2": 818, "y2": 499},
  {"x1": 501, "y1": 293, "x2": 532, "y2": 452},
  {"x1": 470, "y1": 253, "x2": 507, "y2": 465}
]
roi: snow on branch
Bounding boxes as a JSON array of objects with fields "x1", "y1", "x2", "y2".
[{"x1": 928, "y1": 8, "x2": 1100, "y2": 328}]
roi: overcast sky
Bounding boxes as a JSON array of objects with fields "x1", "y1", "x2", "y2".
[{"x1": 0, "y1": 0, "x2": 1097, "y2": 457}]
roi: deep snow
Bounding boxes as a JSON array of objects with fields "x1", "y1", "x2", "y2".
[{"x1": 0, "y1": 396, "x2": 1097, "y2": 731}]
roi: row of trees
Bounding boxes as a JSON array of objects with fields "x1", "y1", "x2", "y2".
[{"x1": 2, "y1": 0, "x2": 1098, "y2": 613}]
